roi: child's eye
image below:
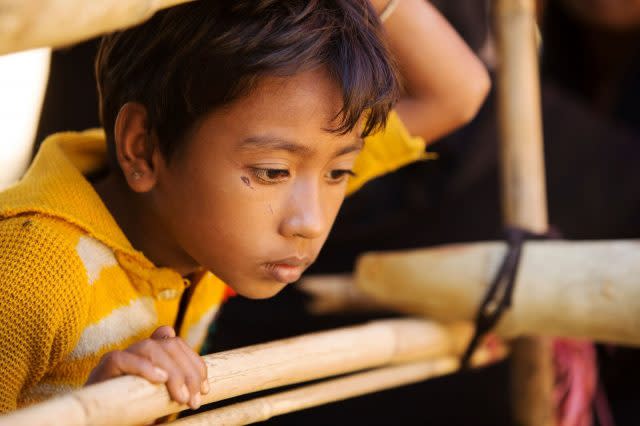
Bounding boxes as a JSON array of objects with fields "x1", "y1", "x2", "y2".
[
  {"x1": 325, "y1": 169, "x2": 356, "y2": 184},
  {"x1": 251, "y1": 168, "x2": 290, "y2": 184}
]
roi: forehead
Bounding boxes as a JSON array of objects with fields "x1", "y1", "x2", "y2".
[
  {"x1": 229, "y1": 68, "x2": 346, "y2": 130},
  {"x1": 180, "y1": 68, "x2": 363, "y2": 161}
]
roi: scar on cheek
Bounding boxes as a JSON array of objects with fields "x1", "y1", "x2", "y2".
[
  {"x1": 268, "y1": 204, "x2": 274, "y2": 215},
  {"x1": 241, "y1": 176, "x2": 254, "y2": 189}
]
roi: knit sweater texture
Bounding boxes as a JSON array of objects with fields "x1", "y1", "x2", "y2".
[{"x1": 0, "y1": 110, "x2": 425, "y2": 412}]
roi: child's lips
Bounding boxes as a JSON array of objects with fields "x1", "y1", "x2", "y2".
[
  {"x1": 263, "y1": 263, "x2": 305, "y2": 283},
  {"x1": 263, "y1": 256, "x2": 311, "y2": 283}
]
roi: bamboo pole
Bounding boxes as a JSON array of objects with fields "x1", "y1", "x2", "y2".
[
  {"x1": 0, "y1": 0, "x2": 195, "y2": 55},
  {"x1": 301, "y1": 274, "x2": 389, "y2": 314},
  {"x1": 350, "y1": 239, "x2": 640, "y2": 346},
  {"x1": 495, "y1": 2, "x2": 547, "y2": 230},
  {"x1": 493, "y1": 0, "x2": 554, "y2": 425},
  {"x1": 0, "y1": 319, "x2": 473, "y2": 426},
  {"x1": 169, "y1": 341, "x2": 508, "y2": 426},
  {"x1": 350, "y1": 240, "x2": 640, "y2": 346},
  {"x1": 170, "y1": 359, "x2": 459, "y2": 426}
]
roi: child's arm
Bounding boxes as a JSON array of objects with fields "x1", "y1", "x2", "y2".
[
  {"x1": 86, "y1": 325, "x2": 208, "y2": 410},
  {"x1": 371, "y1": 0, "x2": 490, "y2": 141}
]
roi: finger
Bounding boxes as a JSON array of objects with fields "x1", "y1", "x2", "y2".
[
  {"x1": 87, "y1": 351, "x2": 169, "y2": 385},
  {"x1": 158, "y1": 338, "x2": 204, "y2": 409},
  {"x1": 175, "y1": 338, "x2": 209, "y2": 395},
  {"x1": 128, "y1": 340, "x2": 190, "y2": 405},
  {"x1": 151, "y1": 325, "x2": 176, "y2": 340}
]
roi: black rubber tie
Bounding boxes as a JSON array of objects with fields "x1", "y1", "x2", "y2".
[{"x1": 459, "y1": 227, "x2": 556, "y2": 369}]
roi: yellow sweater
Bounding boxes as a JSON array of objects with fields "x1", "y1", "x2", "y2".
[{"x1": 0, "y1": 111, "x2": 425, "y2": 412}]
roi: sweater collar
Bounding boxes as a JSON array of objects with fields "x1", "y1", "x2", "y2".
[{"x1": 0, "y1": 129, "x2": 155, "y2": 269}]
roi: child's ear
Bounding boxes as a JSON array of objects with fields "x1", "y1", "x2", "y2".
[{"x1": 113, "y1": 102, "x2": 163, "y2": 193}]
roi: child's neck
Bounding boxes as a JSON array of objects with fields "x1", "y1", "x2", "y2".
[{"x1": 93, "y1": 172, "x2": 201, "y2": 277}]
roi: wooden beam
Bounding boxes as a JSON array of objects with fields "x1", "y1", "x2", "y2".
[
  {"x1": 0, "y1": 0, "x2": 195, "y2": 55},
  {"x1": 349, "y1": 239, "x2": 640, "y2": 346},
  {"x1": 493, "y1": 0, "x2": 554, "y2": 424},
  {"x1": 169, "y1": 343, "x2": 507, "y2": 426},
  {"x1": 0, "y1": 319, "x2": 473, "y2": 426}
]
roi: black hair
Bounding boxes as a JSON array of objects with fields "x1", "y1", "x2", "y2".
[{"x1": 96, "y1": 0, "x2": 399, "y2": 160}]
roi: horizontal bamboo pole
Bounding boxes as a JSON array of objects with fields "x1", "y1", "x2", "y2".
[
  {"x1": 171, "y1": 341, "x2": 506, "y2": 426},
  {"x1": 170, "y1": 341, "x2": 507, "y2": 426},
  {"x1": 0, "y1": 319, "x2": 473, "y2": 426},
  {"x1": 301, "y1": 274, "x2": 389, "y2": 314},
  {"x1": 0, "y1": 0, "x2": 195, "y2": 55},
  {"x1": 170, "y1": 359, "x2": 458, "y2": 426},
  {"x1": 350, "y1": 240, "x2": 640, "y2": 346}
]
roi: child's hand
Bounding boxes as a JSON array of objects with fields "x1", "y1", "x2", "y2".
[{"x1": 85, "y1": 326, "x2": 209, "y2": 409}]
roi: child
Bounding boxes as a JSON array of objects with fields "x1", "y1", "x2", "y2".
[{"x1": 0, "y1": 0, "x2": 488, "y2": 414}]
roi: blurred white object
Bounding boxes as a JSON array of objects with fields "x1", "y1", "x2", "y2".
[
  {"x1": 0, "y1": 48, "x2": 50, "y2": 188},
  {"x1": 0, "y1": 0, "x2": 195, "y2": 55}
]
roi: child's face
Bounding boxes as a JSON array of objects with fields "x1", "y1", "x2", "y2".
[{"x1": 152, "y1": 68, "x2": 362, "y2": 298}]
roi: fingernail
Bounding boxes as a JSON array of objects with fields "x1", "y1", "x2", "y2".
[
  {"x1": 190, "y1": 392, "x2": 202, "y2": 410},
  {"x1": 179, "y1": 384, "x2": 189, "y2": 404},
  {"x1": 201, "y1": 380, "x2": 210, "y2": 394},
  {"x1": 153, "y1": 367, "x2": 168, "y2": 382}
]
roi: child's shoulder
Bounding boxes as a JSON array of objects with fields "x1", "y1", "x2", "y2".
[
  {"x1": 0, "y1": 214, "x2": 94, "y2": 301},
  {"x1": 0, "y1": 215, "x2": 102, "y2": 397}
]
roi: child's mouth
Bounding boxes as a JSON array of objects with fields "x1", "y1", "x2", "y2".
[
  {"x1": 263, "y1": 263, "x2": 305, "y2": 283},
  {"x1": 263, "y1": 257, "x2": 310, "y2": 283}
]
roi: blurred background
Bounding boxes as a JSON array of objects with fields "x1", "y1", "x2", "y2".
[
  {"x1": 3, "y1": 0, "x2": 640, "y2": 424},
  {"x1": 0, "y1": 48, "x2": 50, "y2": 188}
]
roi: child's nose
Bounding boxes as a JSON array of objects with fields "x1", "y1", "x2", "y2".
[{"x1": 279, "y1": 181, "x2": 326, "y2": 240}]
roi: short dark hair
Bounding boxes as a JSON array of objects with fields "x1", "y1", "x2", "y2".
[{"x1": 95, "y1": 0, "x2": 399, "y2": 160}]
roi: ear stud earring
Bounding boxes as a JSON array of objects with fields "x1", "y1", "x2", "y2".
[{"x1": 131, "y1": 170, "x2": 144, "y2": 180}]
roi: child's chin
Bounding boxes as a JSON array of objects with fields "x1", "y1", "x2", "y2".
[{"x1": 233, "y1": 279, "x2": 289, "y2": 300}]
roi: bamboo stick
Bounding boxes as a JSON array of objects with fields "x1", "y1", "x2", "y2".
[
  {"x1": 494, "y1": 0, "x2": 554, "y2": 424},
  {"x1": 169, "y1": 342, "x2": 508, "y2": 426},
  {"x1": 0, "y1": 319, "x2": 473, "y2": 426},
  {"x1": 353, "y1": 240, "x2": 640, "y2": 347},
  {"x1": 300, "y1": 274, "x2": 387, "y2": 314},
  {"x1": 170, "y1": 359, "x2": 459, "y2": 426},
  {"x1": 494, "y1": 0, "x2": 548, "y2": 232},
  {"x1": 0, "y1": 0, "x2": 195, "y2": 55}
]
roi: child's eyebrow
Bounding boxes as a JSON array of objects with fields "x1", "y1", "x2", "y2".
[
  {"x1": 237, "y1": 136, "x2": 314, "y2": 156},
  {"x1": 333, "y1": 138, "x2": 364, "y2": 157},
  {"x1": 236, "y1": 136, "x2": 364, "y2": 157}
]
